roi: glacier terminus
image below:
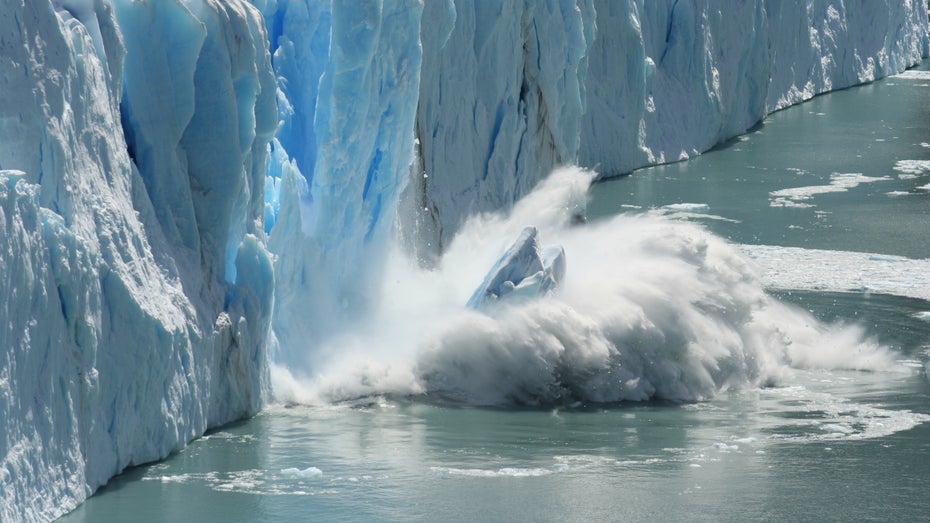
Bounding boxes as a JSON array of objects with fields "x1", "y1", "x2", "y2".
[{"x1": 1, "y1": 0, "x2": 928, "y2": 521}]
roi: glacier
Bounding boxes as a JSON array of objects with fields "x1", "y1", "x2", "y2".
[
  {"x1": 0, "y1": 0, "x2": 927, "y2": 520},
  {"x1": 1, "y1": 0, "x2": 275, "y2": 520}
]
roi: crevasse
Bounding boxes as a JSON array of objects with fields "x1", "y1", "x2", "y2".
[{"x1": 0, "y1": 0, "x2": 927, "y2": 520}]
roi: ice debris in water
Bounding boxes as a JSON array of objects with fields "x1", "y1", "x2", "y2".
[
  {"x1": 466, "y1": 227, "x2": 566, "y2": 309},
  {"x1": 280, "y1": 467, "x2": 323, "y2": 479}
]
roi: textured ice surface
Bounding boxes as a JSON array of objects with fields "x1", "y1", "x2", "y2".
[
  {"x1": 581, "y1": 0, "x2": 930, "y2": 177},
  {"x1": 255, "y1": 0, "x2": 425, "y2": 366},
  {"x1": 2, "y1": 0, "x2": 929, "y2": 520},
  {"x1": 271, "y1": 169, "x2": 901, "y2": 408},
  {"x1": 398, "y1": 0, "x2": 930, "y2": 252},
  {"x1": 1, "y1": 1, "x2": 274, "y2": 520}
]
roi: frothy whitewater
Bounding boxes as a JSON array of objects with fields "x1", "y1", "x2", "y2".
[{"x1": 271, "y1": 168, "x2": 902, "y2": 407}]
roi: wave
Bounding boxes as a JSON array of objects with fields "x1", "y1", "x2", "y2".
[{"x1": 271, "y1": 167, "x2": 901, "y2": 406}]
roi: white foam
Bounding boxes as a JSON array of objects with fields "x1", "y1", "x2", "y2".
[
  {"x1": 273, "y1": 168, "x2": 903, "y2": 407},
  {"x1": 280, "y1": 467, "x2": 323, "y2": 479},
  {"x1": 886, "y1": 191, "x2": 912, "y2": 196},
  {"x1": 430, "y1": 466, "x2": 557, "y2": 477},
  {"x1": 142, "y1": 467, "x2": 343, "y2": 497},
  {"x1": 893, "y1": 160, "x2": 930, "y2": 175},
  {"x1": 893, "y1": 70, "x2": 930, "y2": 80},
  {"x1": 762, "y1": 386, "x2": 930, "y2": 442}
]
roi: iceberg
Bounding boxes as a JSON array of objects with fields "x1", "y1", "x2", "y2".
[{"x1": 0, "y1": 0, "x2": 927, "y2": 520}]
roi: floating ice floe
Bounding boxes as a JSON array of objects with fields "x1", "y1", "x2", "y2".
[
  {"x1": 893, "y1": 160, "x2": 930, "y2": 176},
  {"x1": 769, "y1": 173, "x2": 892, "y2": 207},
  {"x1": 740, "y1": 245, "x2": 930, "y2": 301}
]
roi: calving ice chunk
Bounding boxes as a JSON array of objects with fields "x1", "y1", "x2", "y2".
[{"x1": 466, "y1": 226, "x2": 566, "y2": 309}]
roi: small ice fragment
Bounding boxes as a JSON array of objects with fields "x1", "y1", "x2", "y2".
[
  {"x1": 281, "y1": 467, "x2": 323, "y2": 479},
  {"x1": 663, "y1": 203, "x2": 709, "y2": 212}
]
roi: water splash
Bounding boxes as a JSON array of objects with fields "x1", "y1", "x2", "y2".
[{"x1": 272, "y1": 167, "x2": 901, "y2": 406}]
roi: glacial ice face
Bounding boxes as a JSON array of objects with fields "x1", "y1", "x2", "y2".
[
  {"x1": 579, "y1": 0, "x2": 930, "y2": 175},
  {"x1": 406, "y1": 0, "x2": 596, "y2": 253},
  {"x1": 406, "y1": 0, "x2": 929, "y2": 249},
  {"x1": 0, "y1": 1, "x2": 275, "y2": 521},
  {"x1": 256, "y1": 0, "x2": 425, "y2": 369}
]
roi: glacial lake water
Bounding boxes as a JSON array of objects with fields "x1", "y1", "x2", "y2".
[{"x1": 60, "y1": 65, "x2": 930, "y2": 522}]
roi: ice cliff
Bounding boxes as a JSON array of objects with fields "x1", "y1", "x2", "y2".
[
  {"x1": 1, "y1": 0, "x2": 274, "y2": 520},
  {"x1": 0, "y1": 0, "x2": 927, "y2": 520},
  {"x1": 410, "y1": 0, "x2": 930, "y2": 248}
]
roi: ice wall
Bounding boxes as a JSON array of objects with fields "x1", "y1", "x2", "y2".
[
  {"x1": 255, "y1": 0, "x2": 424, "y2": 368},
  {"x1": 0, "y1": 0, "x2": 275, "y2": 520},
  {"x1": 410, "y1": 0, "x2": 929, "y2": 247},
  {"x1": 580, "y1": 0, "x2": 930, "y2": 175}
]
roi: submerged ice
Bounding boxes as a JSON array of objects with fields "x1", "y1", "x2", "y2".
[{"x1": 1, "y1": 0, "x2": 929, "y2": 520}]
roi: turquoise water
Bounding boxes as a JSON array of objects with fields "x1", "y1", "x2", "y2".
[{"x1": 60, "y1": 66, "x2": 930, "y2": 522}]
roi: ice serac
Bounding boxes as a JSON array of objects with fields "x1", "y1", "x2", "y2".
[
  {"x1": 580, "y1": 0, "x2": 930, "y2": 175},
  {"x1": 408, "y1": 0, "x2": 595, "y2": 253},
  {"x1": 256, "y1": 0, "x2": 424, "y2": 368},
  {"x1": 0, "y1": 0, "x2": 275, "y2": 520}
]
